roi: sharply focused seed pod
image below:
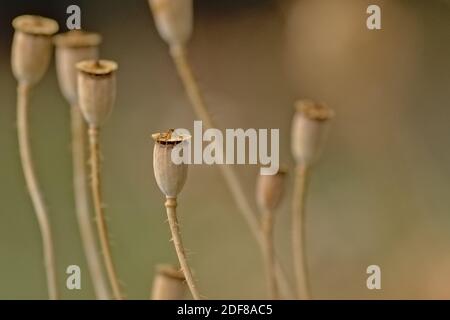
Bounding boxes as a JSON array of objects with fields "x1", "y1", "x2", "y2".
[
  {"x1": 148, "y1": 0, "x2": 193, "y2": 48},
  {"x1": 54, "y1": 30, "x2": 102, "y2": 105},
  {"x1": 77, "y1": 59, "x2": 122, "y2": 299},
  {"x1": 11, "y1": 15, "x2": 59, "y2": 86},
  {"x1": 152, "y1": 131, "x2": 190, "y2": 198},
  {"x1": 151, "y1": 264, "x2": 186, "y2": 300},
  {"x1": 152, "y1": 131, "x2": 200, "y2": 299},
  {"x1": 291, "y1": 100, "x2": 334, "y2": 167},
  {"x1": 76, "y1": 60, "x2": 118, "y2": 127},
  {"x1": 256, "y1": 169, "x2": 287, "y2": 212}
]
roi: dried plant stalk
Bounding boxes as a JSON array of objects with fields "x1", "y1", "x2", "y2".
[
  {"x1": 77, "y1": 60, "x2": 121, "y2": 299},
  {"x1": 165, "y1": 197, "x2": 201, "y2": 300},
  {"x1": 12, "y1": 15, "x2": 59, "y2": 300},
  {"x1": 261, "y1": 211, "x2": 278, "y2": 299},
  {"x1": 71, "y1": 106, "x2": 110, "y2": 299},
  {"x1": 17, "y1": 83, "x2": 58, "y2": 300},
  {"x1": 291, "y1": 165, "x2": 310, "y2": 299},
  {"x1": 88, "y1": 127, "x2": 122, "y2": 300},
  {"x1": 169, "y1": 46, "x2": 292, "y2": 298}
]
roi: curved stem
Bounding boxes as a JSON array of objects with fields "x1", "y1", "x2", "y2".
[
  {"x1": 261, "y1": 210, "x2": 279, "y2": 299},
  {"x1": 165, "y1": 197, "x2": 201, "y2": 300},
  {"x1": 169, "y1": 45, "x2": 293, "y2": 298},
  {"x1": 17, "y1": 83, "x2": 58, "y2": 300},
  {"x1": 88, "y1": 126, "x2": 123, "y2": 300},
  {"x1": 169, "y1": 45, "x2": 214, "y2": 129},
  {"x1": 292, "y1": 164, "x2": 310, "y2": 299},
  {"x1": 71, "y1": 107, "x2": 110, "y2": 300}
]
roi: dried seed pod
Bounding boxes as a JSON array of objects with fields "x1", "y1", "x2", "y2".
[
  {"x1": 54, "y1": 30, "x2": 102, "y2": 105},
  {"x1": 76, "y1": 60, "x2": 118, "y2": 127},
  {"x1": 152, "y1": 130, "x2": 190, "y2": 198},
  {"x1": 256, "y1": 169, "x2": 287, "y2": 212},
  {"x1": 151, "y1": 264, "x2": 186, "y2": 300},
  {"x1": 291, "y1": 100, "x2": 334, "y2": 167},
  {"x1": 11, "y1": 15, "x2": 59, "y2": 86},
  {"x1": 148, "y1": 0, "x2": 193, "y2": 47}
]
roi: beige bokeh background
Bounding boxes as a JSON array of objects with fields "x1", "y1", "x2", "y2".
[{"x1": 0, "y1": 0, "x2": 449, "y2": 299}]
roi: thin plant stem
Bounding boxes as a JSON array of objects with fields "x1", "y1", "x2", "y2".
[
  {"x1": 88, "y1": 126, "x2": 123, "y2": 300},
  {"x1": 165, "y1": 197, "x2": 201, "y2": 300},
  {"x1": 169, "y1": 45, "x2": 293, "y2": 298},
  {"x1": 261, "y1": 210, "x2": 279, "y2": 299},
  {"x1": 292, "y1": 164, "x2": 310, "y2": 299},
  {"x1": 71, "y1": 106, "x2": 110, "y2": 300},
  {"x1": 17, "y1": 83, "x2": 58, "y2": 300}
]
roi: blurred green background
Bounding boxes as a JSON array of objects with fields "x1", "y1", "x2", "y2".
[{"x1": 0, "y1": 0, "x2": 449, "y2": 299}]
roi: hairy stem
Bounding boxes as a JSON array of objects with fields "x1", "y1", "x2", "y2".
[
  {"x1": 17, "y1": 83, "x2": 58, "y2": 300},
  {"x1": 261, "y1": 210, "x2": 279, "y2": 299},
  {"x1": 165, "y1": 197, "x2": 201, "y2": 300},
  {"x1": 88, "y1": 126, "x2": 123, "y2": 300},
  {"x1": 71, "y1": 107, "x2": 110, "y2": 300},
  {"x1": 169, "y1": 45, "x2": 293, "y2": 298},
  {"x1": 292, "y1": 164, "x2": 310, "y2": 299}
]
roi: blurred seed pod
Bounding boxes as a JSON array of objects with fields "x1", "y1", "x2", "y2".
[
  {"x1": 76, "y1": 59, "x2": 118, "y2": 127},
  {"x1": 256, "y1": 169, "x2": 287, "y2": 212},
  {"x1": 151, "y1": 264, "x2": 186, "y2": 300},
  {"x1": 291, "y1": 100, "x2": 334, "y2": 167},
  {"x1": 152, "y1": 130, "x2": 190, "y2": 198},
  {"x1": 54, "y1": 30, "x2": 102, "y2": 105},
  {"x1": 11, "y1": 15, "x2": 59, "y2": 86},
  {"x1": 148, "y1": 0, "x2": 193, "y2": 47}
]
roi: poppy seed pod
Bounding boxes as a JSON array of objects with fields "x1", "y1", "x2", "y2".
[
  {"x1": 151, "y1": 264, "x2": 186, "y2": 300},
  {"x1": 256, "y1": 169, "x2": 287, "y2": 212},
  {"x1": 152, "y1": 131, "x2": 190, "y2": 198},
  {"x1": 76, "y1": 60, "x2": 118, "y2": 128},
  {"x1": 148, "y1": 0, "x2": 193, "y2": 47},
  {"x1": 11, "y1": 15, "x2": 59, "y2": 86},
  {"x1": 54, "y1": 30, "x2": 102, "y2": 105},
  {"x1": 291, "y1": 100, "x2": 334, "y2": 167}
]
